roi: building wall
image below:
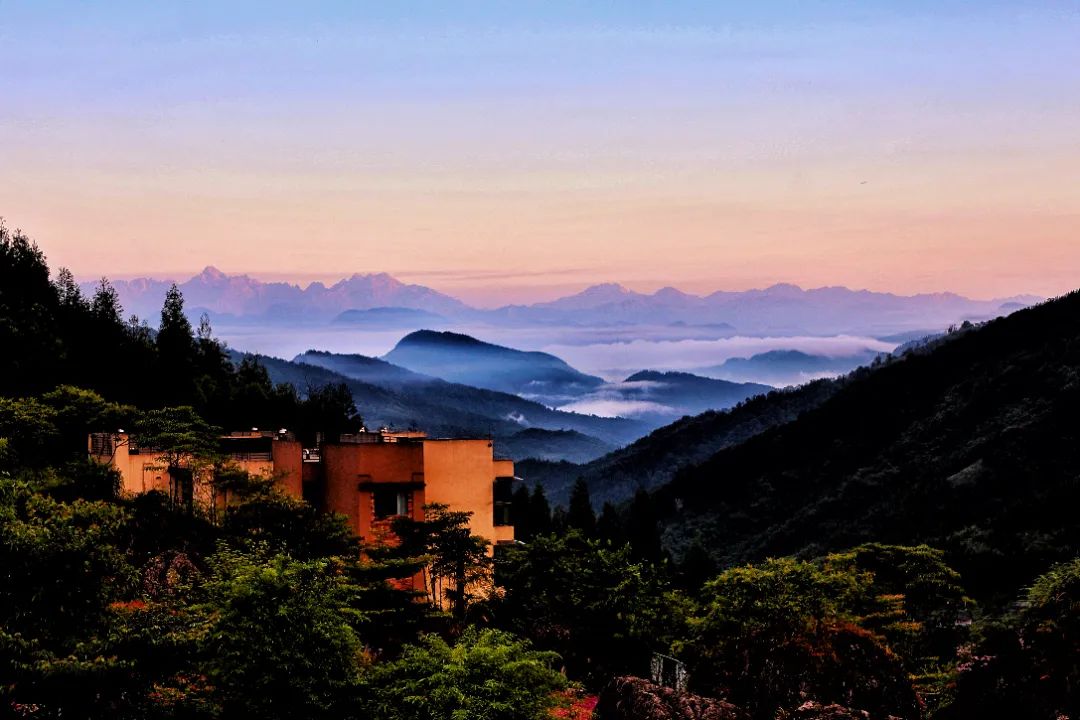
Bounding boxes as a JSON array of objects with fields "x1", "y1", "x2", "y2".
[
  {"x1": 91, "y1": 433, "x2": 514, "y2": 550},
  {"x1": 423, "y1": 439, "x2": 515, "y2": 546},
  {"x1": 269, "y1": 440, "x2": 303, "y2": 498},
  {"x1": 322, "y1": 442, "x2": 426, "y2": 537},
  {"x1": 89, "y1": 433, "x2": 301, "y2": 501}
]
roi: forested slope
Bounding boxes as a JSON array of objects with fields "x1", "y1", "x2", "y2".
[{"x1": 656, "y1": 291, "x2": 1080, "y2": 600}]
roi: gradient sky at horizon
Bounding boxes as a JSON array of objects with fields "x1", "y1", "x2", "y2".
[{"x1": 2, "y1": 1, "x2": 1078, "y2": 306}]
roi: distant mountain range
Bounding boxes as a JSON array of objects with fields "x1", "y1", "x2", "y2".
[
  {"x1": 95, "y1": 267, "x2": 467, "y2": 322},
  {"x1": 698, "y1": 349, "x2": 886, "y2": 386},
  {"x1": 332, "y1": 307, "x2": 449, "y2": 329},
  {"x1": 246, "y1": 349, "x2": 646, "y2": 463},
  {"x1": 92, "y1": 267, "x2": 1040, "y2": 338},
  {"x1": 298, "y1": 335, "x2": 769, "y2": 435}
]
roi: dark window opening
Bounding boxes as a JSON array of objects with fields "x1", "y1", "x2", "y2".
[
  {"x1": 373, "y1": 488, "x2": 410, "y2": 519},
  {"x1": 170, "y1": 467, "x2": 194, "y2": 513},
  {"x1": 493, "y1": 477, "x2": 514, "y2": 527}
]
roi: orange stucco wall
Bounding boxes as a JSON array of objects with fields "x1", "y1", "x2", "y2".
[
  {"x1": 320, "y1": 438, "x2": 513, "y2": 546},
  {"x1": 322, "y1": 442, "x2": 426, "y2": 537},
  {"x1": 270, "y1": 440, "x2": 303, "y2": 498},
  {"x1": 91, "y1": 433, "x2": 514, "y2": 555},
  {"x1": 422, "y1": 439, "x2": 515, "y2": 546},
  {"x1": 90, "y1": 433, "x2": 302, "y2": 501}
]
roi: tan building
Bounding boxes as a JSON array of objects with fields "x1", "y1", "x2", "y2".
[{"x1": 88, "y1": 428, "x2": 516, "y2": 549}]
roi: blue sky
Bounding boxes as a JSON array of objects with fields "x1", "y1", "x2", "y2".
[{"x1": 2, "y1": 1, "x2": 1078, "y2": 304}]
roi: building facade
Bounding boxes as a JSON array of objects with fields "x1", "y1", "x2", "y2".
[{"x1": 88, "y1": 429, "x2": 516, "y2": 548}]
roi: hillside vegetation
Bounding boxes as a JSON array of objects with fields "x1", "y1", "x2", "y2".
[
  {"x1": 656, "y1": 291, "x2": 1080, "y2": 601},
  {"x1": 518, "y1": 378, "x2": 838, "y2": 505}
]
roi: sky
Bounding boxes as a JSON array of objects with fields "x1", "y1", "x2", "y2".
[{"x1": 2, "y1": 1, "x2": 1079, "y2": 306}]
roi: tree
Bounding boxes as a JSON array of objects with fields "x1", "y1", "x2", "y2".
[
  {"x1": 495, "y1": 530, "x2": 682, "y2": 686},
  {"x1": 0, "y1": 479, "x2": 137, "y2": 715},
  {"x1": 53, "y1": 267, "x2": 83, "y2": 309},
  {"x1": 824, "y1": 543, "x2": 972, "y2": 674},
  {"x1": 676, "y1": 539, "x2": 717, "y2": 592},
  {"x1": 300, "y1": 382, "x2": 362, "y2": 444},
  {"x1": 132, "y1": 406, "x2": 220, "y2": 512},
  {"x1": 678, "y1": 557, "x2": 919, "y2": 719},
  {"x1": 157, "y1": 284, "x2": 197, "y2": 405},
  {"x1": 0, "y1": 222, "x2": 61, "y2": 395},
  {"x1": 596, "y1": 502, "x2": 625, "y2": 546},
  {"x1": 391, "y1": 503, "x2": 491, "y2": 623},
  {"x1": 0, "y1": 396, "x2": 60, "y2": 470},
  {"x1": 952, "y1": 557, "x2": 1080, "y2": 720},
  {"x1": 222, "y1": 477, "x2": 358, "y2": 560},
  {"x1": 511, "y1": 483, "x2": 534, "y2": 540},
  {"x1": 566, "y1": 478, "x2": 596, "y2": 536},
  {"x1": 91, "y1": 277, "x2": 124, "y2": 326},
  {"x1": 200, "y1": 548, "x2": 364, "y2": 720},
  {"x1": 527, "y1": 483, "x2": 552, "y2": 538},
  {"x1": 361, "y1": 628, "x2": 567, "y2": 720},
  {"x1": 627, "y1": 488, "x2": 664, "y2": 563}
]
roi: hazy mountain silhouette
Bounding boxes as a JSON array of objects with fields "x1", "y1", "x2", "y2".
[
  {"x1": 697, "y1": 349, "x2": 885, "y2": 386},
  {"x1": 93, "y1": 268, "x2": 1040, "y2": 338},
  {"x1": 382, "y1": 330, "x2": 605, "y2": 403},
  {"x1": 245, "y1": 351, "x2": 647, "y2": 458}
]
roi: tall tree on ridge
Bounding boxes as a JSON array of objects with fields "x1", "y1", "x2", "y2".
[
  {"x1": 157, "y1": 284, "x2": 197, "y2": 406},
  {"x1": 567, "y1": 478, "x2": 596, "y2": 536}
]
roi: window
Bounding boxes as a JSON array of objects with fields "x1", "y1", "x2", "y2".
[
  {"x1": 373, "y1": 488, "x2": 410, "y2": 519},
  {"x1": 493, "y1": 477, "x2": 514, "y2": 527}
]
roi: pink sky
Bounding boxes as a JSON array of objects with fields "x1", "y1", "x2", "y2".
[{"x1": 3, "y1": 3, "x2": 1079, "y2": 307}]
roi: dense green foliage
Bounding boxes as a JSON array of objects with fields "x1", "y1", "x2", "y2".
[
  {"x1": 360, "y1": 628, "x2": 567, "y2": 720},
  {"x1": 947, "y1": 558, "x2": 1080, "y2": 719},
  {"x1": 494, "y1": 531, "x2": 684, "y2": 686}
]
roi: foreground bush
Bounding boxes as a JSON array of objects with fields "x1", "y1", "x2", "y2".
[{"x1": 361, "y1": 628, "x2": 567, "y2": 720}]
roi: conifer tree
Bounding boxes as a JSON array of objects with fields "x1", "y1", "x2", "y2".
[
  {"x1": 511, "y1": 484, "x2": 533, "y2": 540},
  {"x1": 566, "y1": 478, "x2": 596, "y2": 536},
  {"x1": 527, "y1": 483, "x2": 552, "y2": 538},
  {"x1": 91, "y1": 277, "x2": 124, "y2": 326},
  {"x1": 596, "y1": 501, "x2": 625, "y2": 546},
  {"x1": 157, "y1": 284, "x2": 197, "y2": 404},
  {"x1": 627, "y1": 488, "x2": 664, "y2": 563}
]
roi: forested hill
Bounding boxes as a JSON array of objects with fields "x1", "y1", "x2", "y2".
[
  {"x1": 242, "y1": 352, "x2": 647, "y2": 450},
  {"x1": 517, "y1": 378, "x2": 839, "y2": 506},
  {"x1": 656, "y1": 290, "x2": 1080, "y2": 600}
]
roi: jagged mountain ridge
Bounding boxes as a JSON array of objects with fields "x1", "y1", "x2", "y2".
[
  {"x1": 92, "y1": 266, "x2": 468, "y2": 321},
  {"x1": 90, "y1": 268, "x2": 1040, "y2": 337}
]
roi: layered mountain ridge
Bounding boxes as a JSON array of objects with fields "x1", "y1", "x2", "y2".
[{"x1": 92, "y1": 268, "x2": 1039, "y2": 337}]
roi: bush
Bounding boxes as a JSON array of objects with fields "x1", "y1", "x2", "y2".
[{"x1": 361, "y1": 627, "x2": 567, "y2": 720}]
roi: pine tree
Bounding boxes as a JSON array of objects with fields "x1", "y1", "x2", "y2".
[
  {"x1": 527, "y1": 483, "x2": 552, "y2": 538},
  {"x1": 53, "y1": 267, "x2": 84, "y2": 310},
  {"x1": 91, "y1": 277, "x2": 124, "y2": 326},
  {"x1": 627, "y1": 488, "x2": 664, "y2": 563},
  {"x1": 566, "y1": 478, "x2": 596, "y2": 536},
  {"x1": 156, "y1": 283, "x2": 197, "y2": 404},
  {"x1": 596, "y1": 502, "x2": 625, "y2": 546},
  {"x1": 158, "y1": 283, "x2": 195, "y2": 358},
  {"x1": 677, "y1": 539, "x2": 718, "y2": 590},
  {"x1": 511, "y1": 484, "x2": 533, "y2": 541}
]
